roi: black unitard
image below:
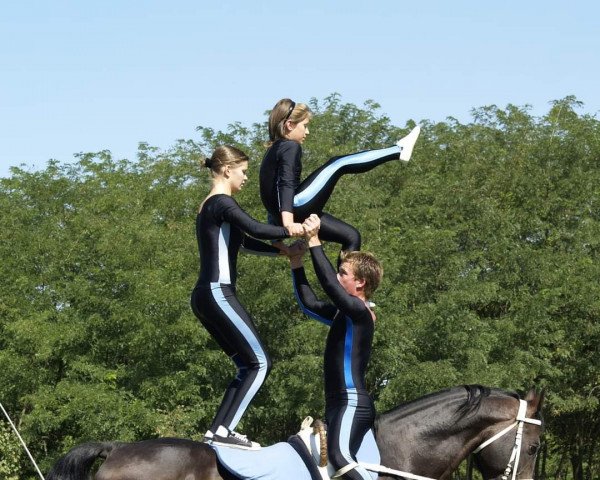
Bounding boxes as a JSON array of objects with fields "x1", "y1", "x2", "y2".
[
  {"x1": 190, "y1": 194, "x2": 288, "y2": 433},
  {"x1": 292, "y1": 245, "x2": 375, "y2": 480},
  {"x1": 260, "y1": 139, "x2": 400, "y2": 252}
]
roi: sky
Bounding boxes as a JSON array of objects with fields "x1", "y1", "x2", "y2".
[{"x1": 1, "y1": 0, "x2": 599, "y2": 178}]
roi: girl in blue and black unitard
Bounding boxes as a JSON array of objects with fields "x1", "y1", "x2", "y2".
[
  {"x1": 191, "y1": 146, "x2": 303, "y2": 450},
  {"x1": 260, "y1": 98, "x2": 420, "y2": 260},
  {"x1": 288, "y1": 214, "x2": 383, "y2": 480}
]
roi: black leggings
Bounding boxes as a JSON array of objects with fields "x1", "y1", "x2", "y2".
[
  {"x1": 318, "y1": 213, "x2": 361, "y2": 252},
  {"x1": 191, "y1": 283, "x2": 271, "y2": 433},
  {"x1": 294, "y1": 146, "x2": 400, "y2": 251},
  {"x1": 326, "y1": 391, "x2": 376, "y2": 480},
  {"x1": 293, "y1": 146, "x2": 400, "y2": 217}
]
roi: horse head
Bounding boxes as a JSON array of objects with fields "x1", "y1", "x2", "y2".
[
  {"x1": 375, "y1": 385, "x2": 545, "y2": 480},
  {"x1": 472, "y1": 388, "x2": 545, "y2": 480}
]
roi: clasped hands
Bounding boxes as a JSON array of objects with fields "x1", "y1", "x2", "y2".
[
  {"x1": 284, "y1": 214, "x2": 320, "y2": 263},
  {"x1": 284, "y1": 213, "x2": 320, "y2": 238}
]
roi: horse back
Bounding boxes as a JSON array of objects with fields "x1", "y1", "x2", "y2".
[
  {"x1": 96, "y1": 438, "x2": 221, "y2": 480},
  {"x1": 47, "y1": 442, "x2": 120, "y2": 480}
]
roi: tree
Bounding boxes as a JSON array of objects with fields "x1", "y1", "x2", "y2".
[{"x1": 1, "y1": 95, "x2": 598, "y2": 478}]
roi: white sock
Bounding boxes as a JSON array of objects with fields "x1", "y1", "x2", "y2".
[
  {"x1": 215, "y1": 425, "x2": 229, "y2": 437},
  {"x1": 204, "y1": 430, "x2": 214, "y2": 438}
]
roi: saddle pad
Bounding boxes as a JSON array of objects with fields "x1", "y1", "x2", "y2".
[
  {"x1": 294, "y1": 427, "x2": 380, "y2": 480},
  {"x1": 213, "y1": 441, "x2": 314, "y2": 480},
  {"x1": 357, "y1": 429, "x2": 380, "y2": 467}
]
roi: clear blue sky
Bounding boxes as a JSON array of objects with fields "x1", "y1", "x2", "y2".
[{"x1": 1, "y1": 1, "x2": 599, "y2": 178}]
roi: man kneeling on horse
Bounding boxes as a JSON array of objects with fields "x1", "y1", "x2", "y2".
[{"x1": 288, "y1": 214, "x2": 382, "y2": 480}]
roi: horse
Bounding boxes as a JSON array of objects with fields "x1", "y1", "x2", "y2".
[{"x1": 46, "y1": 384, "x2": 544, "y2": 480}]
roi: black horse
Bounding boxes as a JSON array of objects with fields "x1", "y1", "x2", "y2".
[{"x1": 47, "y1": 385, "x2": 544, "y2": 480}]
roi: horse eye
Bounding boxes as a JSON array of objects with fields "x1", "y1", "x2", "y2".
[{"x1": 528, "y1": 444, "x2": 540, "y2": 455}]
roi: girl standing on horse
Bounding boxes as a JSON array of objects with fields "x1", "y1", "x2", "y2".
[{"x1": 191, "y1": 145, "x2": 303, "y2": 450}]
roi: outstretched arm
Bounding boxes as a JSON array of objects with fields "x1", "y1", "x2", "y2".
[
  {"x1": 220, "y1": 195, "x2": 300, "y2": 239},
  {"x1": 241, "y1": 235, "x2": 284, "y2": 256},
  {"x1": 309, "y1": 245, "x2": 359, "y2": 315},
  {"x1": 291, "y1": 265, "x2": 336, "y2": 326},
  {"x1": 288, "y1": 226, "x2": 336, "y2": 325},
  {"x1": 303, "y1": 215, "x2": 363, "y2": 315}
]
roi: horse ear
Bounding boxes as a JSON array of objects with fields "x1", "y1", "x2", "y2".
[
  {"x1": 525, "y1": 387, "x2": 545, "y2": 413},
  {"x1": 536, "y1": 389, "x2": 545, "y2": 413}
]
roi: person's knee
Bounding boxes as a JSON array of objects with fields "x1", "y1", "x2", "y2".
[
  {"x1": 261, "y1": 354, "x2": 273, "y2": 377},
  {"x1": 343, "y1": 227, "x2": 361, "y2": 251},
  {"x1": 245, "y1": 351, "x2": 272, "y2": 376}
]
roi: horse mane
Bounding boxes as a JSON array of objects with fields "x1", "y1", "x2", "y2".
[
  {"x1": 375, "y1": 384, "x2": 520, "y2": 427},
  {"x1": 457, "y1": 384, "x2": 492, "y2": 418}
]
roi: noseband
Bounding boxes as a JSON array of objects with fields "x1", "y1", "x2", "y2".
[{"x1": 473, "y1": 399, "x2": 542, "y2": 480}]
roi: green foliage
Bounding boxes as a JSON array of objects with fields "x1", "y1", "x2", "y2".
[
  {"x1": 1, "y1": 94, "x2": 598, "y2": 478},
  {"x1": 0, "y1": 421, "x2": 24, "y2": 480}
]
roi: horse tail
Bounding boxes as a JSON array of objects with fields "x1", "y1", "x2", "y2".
[{"x1": 46, "y1": 441, "x2": 121, "y2": 480}]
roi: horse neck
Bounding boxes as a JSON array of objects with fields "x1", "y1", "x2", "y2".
[{"x1": 375, "y1": 386, "x2": 507, "y2": 479}]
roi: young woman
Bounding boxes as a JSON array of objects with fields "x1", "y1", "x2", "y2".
[
  {"x1": 288, "y1": 214, "x2": 383, "y2": 480},
  {"x1": 260, "y1": 98, "x2": 421, "y2": 258},
  {"x1": 191, "y1": 145, "x2": 302, "y2": 450}
]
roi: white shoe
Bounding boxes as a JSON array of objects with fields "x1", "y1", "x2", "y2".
[
  {"x1": 202, "y1": 430, "x2": 214, "y2": 444},
  {"x1": 211, "y1": 431, "x2": 261, "y2": 450},
  {"x1": 397, "y1": 125, "x2": 421, "y2": 161}
]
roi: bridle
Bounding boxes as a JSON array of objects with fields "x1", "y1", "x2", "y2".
[
  {"x1": 473, "y1": 399, "x2": 543, "y2": 480},
  {"x1": 356, "y1": 398, "x2": 542, "y2": 480}
]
